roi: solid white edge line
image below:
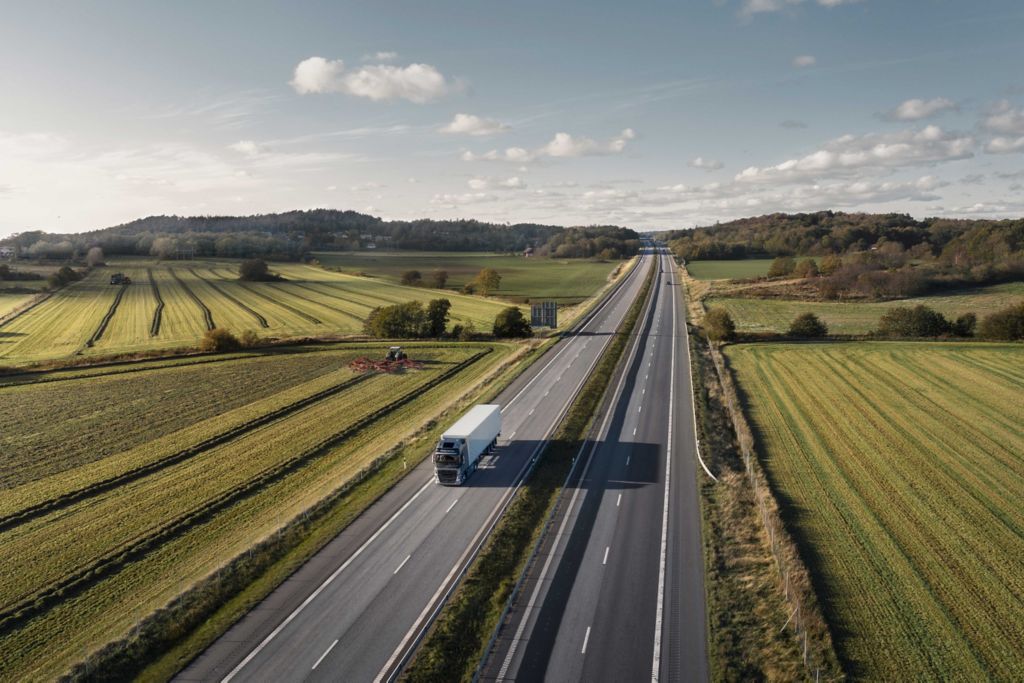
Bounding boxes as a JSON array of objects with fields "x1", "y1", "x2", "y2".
[
  {"x1": 311, "y1": 639, "x2": 339, "y2": 670},
  {"x1": 582, "y1": 626, "x2": 592, "y2": 655},
  {"x1": 394, "y1": 554, "x2": 412, "y2": 574},
  {"x1": 377, "y1": 256, "x2": 652, "y2": 683},
  {"x1": 652, "y1": 251, "x2": 673, "y2": 682},
  {"x1": 220, "y1": 478, "x2": 434, "y2": 683},
  {"x1": 496, "y1": 255, "x2": 655, "y2": 681}
]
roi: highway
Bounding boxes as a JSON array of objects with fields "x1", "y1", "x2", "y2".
[
  {"x1": 480, "y1": 245, "x2": 710, "y2": 682},
  {"x1": 176, "y1": 246, "x2": 656, "y2": 683}
]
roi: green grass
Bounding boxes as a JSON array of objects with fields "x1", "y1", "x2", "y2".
[
  {"x1": 0, "y1": 341, "x2": 515, "y2": 682},
  {"x1": 686, "y1": 259, "x2": 778, "y2": 280},
  {"x1": 724, "y1": 341, "x2": 1024, "y2": 681},
  {"x1": 0, "y1": 262, "x2": 516, "y2": 365},
  {"x1": 312, "y1": 250, "x2": 619, "y2": 304},
  {"x1": 709, "y1": 281, "x2": 1024, "y2": 334}
]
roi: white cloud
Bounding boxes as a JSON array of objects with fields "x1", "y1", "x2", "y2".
[
  {"x1": 440, "y1": 113, "x2": 510, "y2": 136},
  {"x1": 689, "y1": 156, "x2": 724, "y2": 171},
  {"x1": 736, "y1": 125, "x2": 974, "y2": 183},
  {"x1": 363, "y1": 51, "x2": 398, "y2": 62},
  {"x1": 985, "y1": 136, "x2": 1024, "y2": 154},
  {"x1": 883, "y1": 97, "x2": 957, "y2": 121},
  {"x1": 982, "y1": 100, "x2": 1024, "y2": 135},
  {"x1": 290, "y1": 56, "x2": 452, "y2": 103},
  {"x1": 463, "y1": 128, "x2": 635, "y2": 163},
  {"x1": 468, "y1": 176, "x2": 526, "y2": 190},
  {"x1": 228, "y1": 140, "x2": 266, "y2": 157},
  {"x1": 792, "y1": 55, "x2": 816, "y2": 68},
  {"x1": 740, "y1": 0, "x2": 860, "y2": 16}
]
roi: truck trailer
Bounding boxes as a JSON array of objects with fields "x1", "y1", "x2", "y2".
[{"x1": 433, "y1": 404, "x2": 501, "y2": 485}]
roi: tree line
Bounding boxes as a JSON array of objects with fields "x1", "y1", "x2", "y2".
[
  {"x1": 3, "y1": 210, "x2": 640, "y2": 262},
  {"x1": 703, "y1": 301, "x2": 1024, "y2": 342}
]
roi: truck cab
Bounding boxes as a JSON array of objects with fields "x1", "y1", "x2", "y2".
[{"x1": 434, "y1": 438, "x2": 468, "y2": 485}]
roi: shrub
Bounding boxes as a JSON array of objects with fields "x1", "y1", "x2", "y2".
[
  {"x1": 239, "y1": 259, "x2": 281, "y2": 282},
  {"x1": 819, "y1": 254, "x2": 843, "y2": 275},
  {"x1": 46, "y1": 265, "x2": 83, "y2": 289},
  {"x1": 492, "y1": 307, "x2": 532, "y2": 338},
  {"x1": 788, "y1": 312, "x2": 828, "y2": 338},
  {"x1": 876, "y1": 305, "x2": 951, "y2": 338},
  {"x1": 978, "y1": 302, "x2": 1024, "y2": 340},
  {"x1": 199, "y1": 328, "x2": 241, "y2": 352},
  {"x1": 401, "y1": 270, "x2": 423, "y2": 286},
  {"x1": 767, "y1": 256, "x2": 796, "y2": 278},
  {"x1": 793, "y1": 258, "x2": 819, "y2": 279},
  {"x1": 951, "y1": 313, "x2": 977, "y2": 338},
  {"x1": 239, "y1": 329, "x2": 261, "y2": 348},
  {"x1": 430, "y1": 269, "x2": 448, "y2": 288},
  {"x1": 705, "y1": 306, "x2": 736, "y2": 341}
]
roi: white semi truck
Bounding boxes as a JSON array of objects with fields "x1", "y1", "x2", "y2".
[{"x1": 433, "y1": 404, "x2": 502, "y2": 485}]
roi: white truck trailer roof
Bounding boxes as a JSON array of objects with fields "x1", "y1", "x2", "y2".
[{"x1": 443, "y1": 404, "x2": 501, "y2": 439}]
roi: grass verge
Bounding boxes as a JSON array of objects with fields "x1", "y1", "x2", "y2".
[{"x1": 402, "y1": 258, "x2": 654, "y2": 682}]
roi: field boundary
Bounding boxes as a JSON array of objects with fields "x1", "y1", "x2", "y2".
[
  {"x1": 148, "y1": 268, "x2": 164, "y2": 336},
  {"x1": 170, "y1": 268, "x2": 214, "y2": 330},
  {"x1": 189, "y1": 268, "x2": 268, "y2": 328},
  {"x1": 0, "y1": 291, "x2": 51, "y2": 329},
  {"x1": 0, "y1": 350, "x2": 490, "y2": 638},
  {"x1": 681, "y1": 261, "x2": 841, "y2": 679},
  {"x1": 85, "y1": 283, "x2": 128, "y2": 347}
]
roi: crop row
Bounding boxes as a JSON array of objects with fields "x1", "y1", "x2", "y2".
[
  {"x1": 0, "y1": 348, "x2": 489, "y2": 635},
  {"x1": 85, "y1": 283, "x2": 128, "y2": 347},
  {"x1": 189, "y1": 268, "x2": 268, "y2": 328},
  {"x1": 0, "y1": 346, "x2": 398, "y2": 488},
  {"x1": 169, "y1": 268, "x2": 214, "y2": 330},
  {"x1": 0, "y1": 372, "x2": 372, "y2": 532},
  {"x1": 0, "y1": 343, "x2": 513, "y2": 681},
  {"x1": 726, "y1": 342, "x2": 1024, "y2": 680},
  {"x1": 148, "y1": 268, "x2": 164, "y2": 336}
]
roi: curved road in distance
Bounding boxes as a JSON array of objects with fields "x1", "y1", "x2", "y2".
[
  {"x1": 176, "y1": 246, "x2": 656, "y2": 683},
  {"x1": 481, "y1": 245, "x2": 709, "y2": 682}
]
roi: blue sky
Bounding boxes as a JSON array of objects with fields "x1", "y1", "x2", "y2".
[{"x1": 2, "y1": 0, "x2": 1023, "y2": 236}]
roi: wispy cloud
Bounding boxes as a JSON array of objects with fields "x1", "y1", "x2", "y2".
[{"x1": 462, "y1": 128, "x2": 636, "y2": 163}]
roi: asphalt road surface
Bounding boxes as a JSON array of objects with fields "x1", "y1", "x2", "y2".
[
  {"x1": 175, "y1": 247, "x2": 656, "y2": 683},
  {"x1": 481, "y1": 246, "x2": 710, "y2": 682}
]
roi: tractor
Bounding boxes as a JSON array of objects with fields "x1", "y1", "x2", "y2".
[{"x1": 386, "y1": 346, "x2": 407, "y2": 361}]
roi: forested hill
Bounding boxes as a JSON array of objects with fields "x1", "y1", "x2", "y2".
[
  {"x1": 2, "y1": 210, "x2": 640, "y2": 261},
  {"x1": 662, "y1": 211, "x2": 1023, "y2": 266}
]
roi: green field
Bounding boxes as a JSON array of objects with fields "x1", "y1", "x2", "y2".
[
  {"x1": 313, "y1": 251, "x2": 619, "y2": 303},
  {"x1": 0, "y1": 262, "x2": 516, "y2": 365},
  {"x1": 709, "y1": 281, "x2": 1024, "y2": 334},
  {"x1": 685, "y1": 259, "x2": 778, "y2": 280},
  {"x1": 725, "y1": 342, "x2": 1024, "y2": 680},
  {"x1": 0, "y1": 340, "x2": 514, "y2": 681}
]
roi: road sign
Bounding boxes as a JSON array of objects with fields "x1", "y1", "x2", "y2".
[{"x1": 531, "y1": 301, "x2": 558, "y2": 328}]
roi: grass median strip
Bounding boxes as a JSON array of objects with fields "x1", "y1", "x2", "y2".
[{"x1": 403, "y1": 260, "x2": 654, "y2": 682}]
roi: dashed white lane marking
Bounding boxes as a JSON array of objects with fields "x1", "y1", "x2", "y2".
[
  {"x1": 446, "y1": 499, "x2": 459, "y2": 514},
  {"x1": 626, "y1": 455, "x2": 631, "y2": 466},
  {"x1": 638, "y1": 405, "x2": 642, "y2": 413},
  {"x1": 603, "y1": 547, "x2": 610, "y2": 565},
  {"x1": 528, "y1": 408, "x2": 535, "y2": 416},
  {"x1": 312, "y1": 639, "x2": 338, "y2": 670},
  {"x1": 508, "y1": 431, "x2": 516, "y2": 440},
  {"x1": 582, "y1": 626, "x2": 592, "y2": 654},
  {"x1": 616, "y1": 493, "x2": 622, "y2": 507},
  {"x1": 394, "y1": 554, "x2": 411, "y2": 574},
  {"x1": 633, "y1": 427, "x2": 637, "y2": 436}
]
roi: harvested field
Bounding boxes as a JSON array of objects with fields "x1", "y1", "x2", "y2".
[
  {"x1": 0, "y1": 262, "x2": 515, "y2": 365},
  {"x1": 724, "y1": 341, "x2": 1024, "y2": 680}
]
